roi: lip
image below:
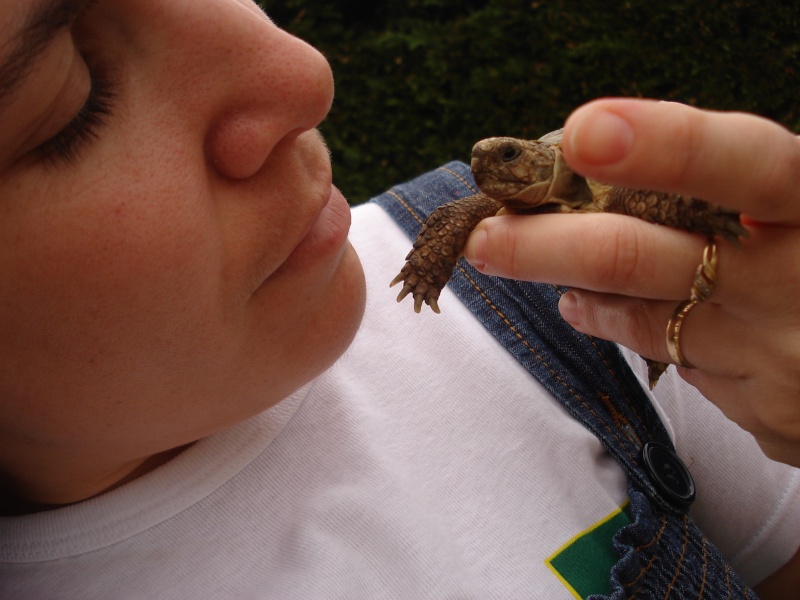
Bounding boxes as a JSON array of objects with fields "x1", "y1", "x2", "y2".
[{"x1": 274, "y1": 183, "x2": 352, "y2": 275}]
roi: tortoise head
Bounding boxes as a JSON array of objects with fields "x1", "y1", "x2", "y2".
[{"x1": 471, "y1": 136, "x2": 587, "y2": 211}]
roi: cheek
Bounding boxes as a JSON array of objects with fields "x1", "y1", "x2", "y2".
[
  {"x1": 0, "y1": 177, "x2": 226, "y2": 387},
  {"x1": 0, "y1": 172, "x2": 252, "y2": 450}
]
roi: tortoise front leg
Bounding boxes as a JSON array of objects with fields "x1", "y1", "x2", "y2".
[{"x1": 391, "y1": 193, "x2": 502, "y2": 313}]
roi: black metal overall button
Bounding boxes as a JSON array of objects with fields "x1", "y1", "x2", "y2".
[{"x1": 641, "y1": 441, "x2": 696, "y2": 512}]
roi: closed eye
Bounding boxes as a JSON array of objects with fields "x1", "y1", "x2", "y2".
[{"x1": 35, "y1": 62, "x2": 116, "y2": 165}]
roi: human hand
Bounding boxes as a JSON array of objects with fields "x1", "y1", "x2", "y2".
[{"x1": 464, "y1": 98, "x2": 800, "y2": 467}]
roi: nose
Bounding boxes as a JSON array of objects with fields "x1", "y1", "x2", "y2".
[{"x1": 197, "y1": 5, "x2": 334, "y2": 180}]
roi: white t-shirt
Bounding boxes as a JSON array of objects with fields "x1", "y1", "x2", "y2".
[{"x1": 1, "y1": 203, "x2": 799, "y2": 599}]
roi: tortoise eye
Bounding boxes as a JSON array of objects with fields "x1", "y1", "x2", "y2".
[{"x1": 500, "y1": 145, "x2": 521, "y2": 162}]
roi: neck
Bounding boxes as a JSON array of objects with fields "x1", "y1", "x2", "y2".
[{"x1": 0, "y1": 444, "x2": 189, "y2": 516}]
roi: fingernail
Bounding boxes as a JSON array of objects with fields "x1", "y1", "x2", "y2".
[
  {"x1": 558, "y1": 291, "x2": 580, "y2": 325},
  {"x1": 568, "y1": 109, "x2": 634, "y2": 166},
  {"x1": 464, "y1": 228, "x2": 487, "y2": 270}
]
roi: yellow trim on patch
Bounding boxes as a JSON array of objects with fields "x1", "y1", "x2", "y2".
[
  {"x1": 545, "y1": 561, "x2": 583, "y2": 600},
  {"x1": 544, "y1": 500, "x2": 631, "y2": 600}
]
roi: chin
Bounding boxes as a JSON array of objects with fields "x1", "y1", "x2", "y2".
[
  {"x1": 295, "y1": 242, "x2": 365, "y2": 387},
  {"x1": 243, "y1": 242, "x2": 366, "y2": 420},
  {"x1": 314, "y1": 242, "x2": 366, "y2": 365}
]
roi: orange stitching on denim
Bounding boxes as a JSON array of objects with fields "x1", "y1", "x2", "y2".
[
  {"x1": 599, "y1": 393, "x2": 642, "y2": 448},
  {"x1": 698, "y1": 535, "x2": 708, "y2": 599},
  {"x1": 621, "y1": 512, "x2": 668, "y2": 594},
  {"x1": 622, "y1": 515, "x2": 671, "y2": 596},
  {"x1": 440, "y1": 166, "x2": 479, "y2": 193},
  {"x1": 623, "y1": 555, "x2": 657, "y2": 599},
  {"x1": 387, "y1": 191, "x2": 426, "y2": 226},
  {"x1": 664, "y1": 515, "x2": 691, "y2": 599},
  {"x1": 724, "y1": 565, "x2": 731, "y2": 599},
  {"x1": 575, "y1": 397, "x2": 637, "y2": 460},
  {"x1": 388, "y1": 165, "x2": 479, "y2": 223},
  {"x1": 457, "y1": 266, "x2": 567, "y2": 384},
  {"x1": 588, "y1": 336, "x2": 650, "y2": 435}
]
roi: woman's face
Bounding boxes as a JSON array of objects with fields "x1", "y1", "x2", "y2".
[{"x1": 0, "y1": 0, "x2": 365, "y2": 500}]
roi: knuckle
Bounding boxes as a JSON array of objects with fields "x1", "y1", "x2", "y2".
[
  {"x1": 483, "y1": 217, "x2": 523, "y2": 278},
  {"x1": 580, "y1": 294, "x2": 663, "y2": 361},
  {"x1": 753, "y1": 132, "x2": 800, "y2": 216},
  {"x1": 491, "y1": 216, "x2": 541, "y2": 281},
  {"x1": 662, "y1": 107, "x2": 703, "y2": 186},
  {"x1": 585, "y1": 219, "x2": 649, "y2": 293},
  {"x1": 618, "y1": 298, "x2": 664, "y2": 360},
  {"x1": 505, "y1": 224, "x2": 527, "y2": 281}
]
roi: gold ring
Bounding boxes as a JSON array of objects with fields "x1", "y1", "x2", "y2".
[
  {"x1": 690, "y1": 238, "x2": 718, "y2": 302},
  {"x1": 666, "y1": 299, "x2": 698, "y2": 368}
]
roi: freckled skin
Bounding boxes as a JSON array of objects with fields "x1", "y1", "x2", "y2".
[{"x1": 390, "y1": 129, "x2": 747, "y2": 387}]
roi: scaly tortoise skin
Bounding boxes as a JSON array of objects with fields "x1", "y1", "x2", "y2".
[{"x1": 390, "y1": 129, "x2": 748, "y2": 388}]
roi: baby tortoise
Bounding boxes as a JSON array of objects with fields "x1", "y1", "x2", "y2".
[{"x1": 390, "y1": 128, "x2": 748, "y2": 387}]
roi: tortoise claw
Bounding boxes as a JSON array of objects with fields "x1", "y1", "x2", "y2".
[
  {"x1": 391, "y1": 268, "x2": 443, "y2": 313},
  {"x1": 413, "y1": 294, "x2": 425, "y2": 313},
  {"x1": 646, "y1": 358, "x2": 669, "y2": 389},
  {"x1": 390, "y1": 274, "x2": 416, "y2": 303},
  {"x1": 721, "y1": 218, "x2": 750, "y2": 249}
]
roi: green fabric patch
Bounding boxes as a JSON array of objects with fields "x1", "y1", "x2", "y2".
[{"x1": 545, "y1": 502, "x2": 632, "y2": 599}]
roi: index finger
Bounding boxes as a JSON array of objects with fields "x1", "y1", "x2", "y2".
[{"x1": 562, "y1": 99, "x2": 800, "y2": 225}]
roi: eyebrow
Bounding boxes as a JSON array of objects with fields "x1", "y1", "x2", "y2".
[{"x1": 0, "y1": 0, "x2": 94, "y2": 110}]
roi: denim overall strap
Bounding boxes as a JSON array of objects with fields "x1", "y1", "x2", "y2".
[{"x1": 373, "y1": 161, "x2": 756, "y2": 599}]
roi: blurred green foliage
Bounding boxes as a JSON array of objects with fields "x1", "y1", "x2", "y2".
[{"x1": 259, "y1": 0, "x2": 799, "y2": 204}]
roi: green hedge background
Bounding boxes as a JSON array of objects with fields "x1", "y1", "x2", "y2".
[{"x1": 259, "y1": 0, "x2": 799, "y2": 204}]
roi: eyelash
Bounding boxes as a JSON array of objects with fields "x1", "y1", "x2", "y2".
[{"x1": 35, "y1": 65, "x2": 117, "y2": 165}]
